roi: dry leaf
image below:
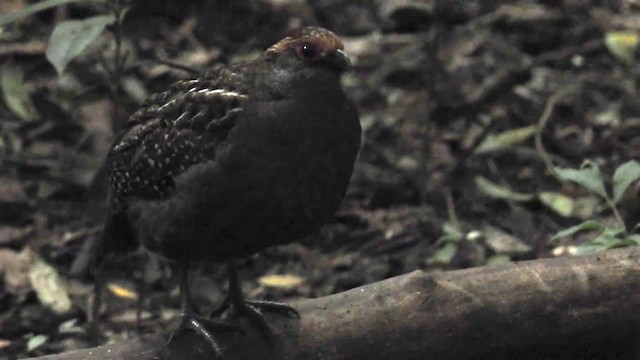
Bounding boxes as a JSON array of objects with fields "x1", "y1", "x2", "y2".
[
  {"x1": 107, "y1": 283, "x2": 139, "y2": 300},
  {"x1": 28, "y1": 254, "x2": 72, "y2": 314},
  {"x1": 258, "y1": 274, "x2": 304, "y2": 289}
]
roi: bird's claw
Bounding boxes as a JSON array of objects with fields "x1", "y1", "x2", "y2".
[
  {"x1": 167, "y1": 313, "x2": 243, "y2": 358},
  {"x1": 242, "y1": 300, "x2": 300, "y2": 319},
  {"x1": 211, "y1": 298, "x2": 299, "y2": 319},
  {"x1": 212, "y1": 299, "x2": 299, "y2": 342}
]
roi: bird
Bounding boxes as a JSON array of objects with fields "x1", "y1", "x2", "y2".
[{"x1": 93, "y1": 26, "x2": 361, "y2": 356}]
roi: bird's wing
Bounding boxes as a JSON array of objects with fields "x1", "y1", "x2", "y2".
[{"x1": 107, "y1": 68, "x2": 248, "y2": 210}]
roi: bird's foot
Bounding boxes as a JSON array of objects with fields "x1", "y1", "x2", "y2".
[
  {"x1": 211, "y1": 298, "x2": 299, "y2": 342},
  {"x1": 238, "y1": 299, "x2": 300, "y2": 319},
  {"x1": 167, "y1": 312, "x2": 243, "y2": 358},
  {"x1": 211, "y1": 298, "x2": 299, "y2": 318}
]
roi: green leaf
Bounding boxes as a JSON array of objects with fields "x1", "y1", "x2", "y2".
[
  {"x1": 593, "y1": 102, "x2": 621, "y2": 127},
  {"x1": 571, "y1": 224, "x2": 637, "y2": 255},
  {"x1": 555, "y1": 163, "x2": 608, "y2": 199},
  {"x1": 574, "y1": 244, "x2": 604, "y2": 255},
  {"x1": 28, "y1": 255, "x2": 72, "y2": 314},
  {"x1": 486, "y1": 254, "x2": 511, "y2": 266},
  {"x1": 474, "y1": 176, "x2": 535, "y2": 202},
  {"x1": 0, "y1": 63, "x2": 38, "y2": 121},
  {"x1": 474, "y1": 125, "x2": 537, "y2": 154},
  {"x1": 46, "y1": 15, "x2": 115, "y2": 75},
  {"x1": 0, "y1": 0, "x2": 95, "y2": 26},
  {"x1": 426, "y1": 242, "x2": 457, "y2": 265},
  {"x1": 602, "y1": 224, "x2": 626, "y2": 238},
  {"x1": 626, "y1": 234, "x2": 640, "y2": 245},
  {"x1": 439, "y1": 222, "x2": 464, "y2": 243},
  {"x1": 612, "y1": 160, "x2": 640, "y2": 204},
  {"x1": 591, "y1": 225, "x2": 625, "y2": 246},
  {"x1": 537, "y1": 191, "x2": 574, "y2": 218},
  {"x1": 571, "y1": 196, "x2": 601, "y2": 220},
  {"x1": 605, "y1": 31, "x2": 639, "y2": 66},
  {"x1": 26, "y1": 334, "x2": 48, "y2": 352},
  {"x1": 483, "y1": 224, "x2": 531, "y2": 254},
  {"x1": 606, "y1": 238, "x2": 638, "y2": 250},
  {"x1": 549, "y1": 220, "x2": 603, "y2": 244}
]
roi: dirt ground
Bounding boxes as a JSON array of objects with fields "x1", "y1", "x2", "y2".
[{"x1": 1, "y1": 0, "x2": 640, "y2": 358}]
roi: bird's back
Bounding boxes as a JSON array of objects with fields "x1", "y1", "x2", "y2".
[
  {"x1": 130, "y1": 78, "x2": 361, "y2": 261},
  {"x1": 95, "y1": 67, "x2": 250, "y2": 264},
  {"x1": 96, "y1": 27, "x2": 361, "y2": 265}
]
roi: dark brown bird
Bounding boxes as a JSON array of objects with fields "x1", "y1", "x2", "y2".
[{"x1": 94, "y1": 27, "x2": 361, "y2": 354}]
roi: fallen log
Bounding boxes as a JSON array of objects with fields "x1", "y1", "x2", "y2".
[{"x1": 26, "y1": 247, "x2": 640, "y2": 360}]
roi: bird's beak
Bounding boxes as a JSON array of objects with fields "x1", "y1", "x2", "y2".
[{"x1": 329, "y1": 49, "x2": 352, "y2": 72}]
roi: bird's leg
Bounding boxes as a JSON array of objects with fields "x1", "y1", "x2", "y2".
[
  {"x1": 222, "y1": 262, "x2": 300, "y2": 340},
  {"x1": 134, "y1": 258, "x2": 148, "y2": 334},
  {"x1": 209, "y1": 295, "x2": 230, "y2": 317},
  {"x1": 88, "y1": 264, "x2": 105, "y2": 343},
  {"x1": 167, "y1": 258, "x2": 239, "y2": 357}
]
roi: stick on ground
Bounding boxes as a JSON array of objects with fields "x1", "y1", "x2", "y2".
[{"x1": 26, "y1": 247, "x2": 640, "y2": 360}]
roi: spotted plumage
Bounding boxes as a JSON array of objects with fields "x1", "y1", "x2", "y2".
[
  {"x1": 107, "y1": 68, "x2": 248, "y2": 209},
  {"x1": 93, "y1": 26, "x2": 361, "y2": 357},
  {"x1": 95, "y1": 26, "x2": 361, "y2": 265}
]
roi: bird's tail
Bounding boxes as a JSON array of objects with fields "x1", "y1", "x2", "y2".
[
  {"x1": 69, "y1": 208, "x2": 137, "y2": 288},
  {"x1": 88, "y1": 209, "x2": 138, "y2": 274}
]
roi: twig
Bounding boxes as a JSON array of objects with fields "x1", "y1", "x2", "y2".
[
  {"x1": 534, "y1": 85, "x2": 576, "y2": 177},
  {"x1": 534, "y1": 82, "x2": 627, "y2": 232},
  {"x1": 533, "y1": 39, "x2": 604, "y2": 66}
]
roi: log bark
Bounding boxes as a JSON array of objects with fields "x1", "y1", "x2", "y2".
[{"x1": 26, "y1": 247, "x2": 640, "y2": 360}]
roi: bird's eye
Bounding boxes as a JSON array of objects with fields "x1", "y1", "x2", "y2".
[{"x1": 299, "y1": 43, "x2": 318, "y2": 59}]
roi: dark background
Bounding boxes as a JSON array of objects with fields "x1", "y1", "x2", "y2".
[{"x1": 0, "y1": 0, "x2": 639, "y2": 357}]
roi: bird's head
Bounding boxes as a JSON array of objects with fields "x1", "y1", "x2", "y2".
[
  {"x1": 252, "y1": 27, "x2": 351, "y2": 98},
  {"x1": 264, "y1": 26, "x2": 351, "y2": 73}
]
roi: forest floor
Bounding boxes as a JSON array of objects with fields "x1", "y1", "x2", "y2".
[{"x1": 1, "y1": 0, "x2": 640, "y2": 358}]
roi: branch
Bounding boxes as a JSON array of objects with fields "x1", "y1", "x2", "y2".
[{"x1": 27, "y1": 247, "x2": 640, "y2": 360}]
